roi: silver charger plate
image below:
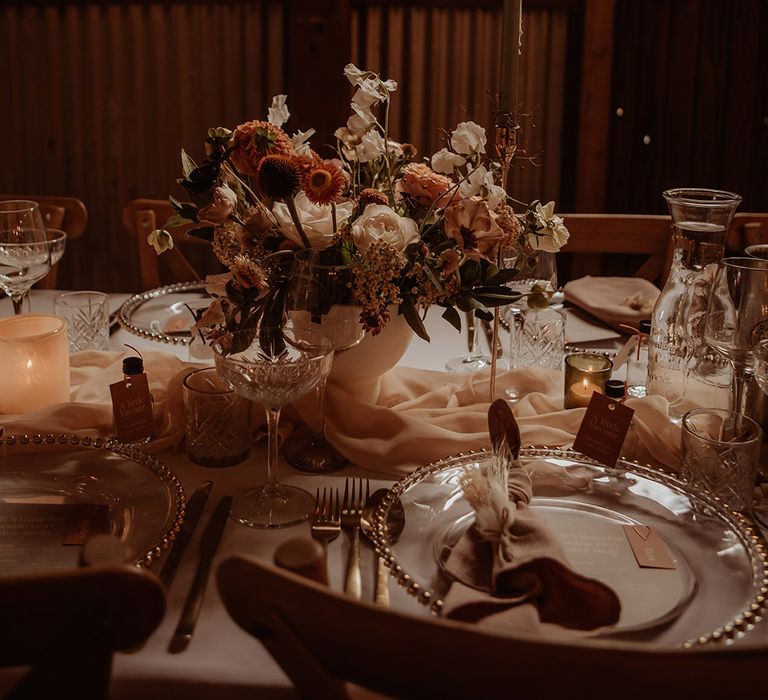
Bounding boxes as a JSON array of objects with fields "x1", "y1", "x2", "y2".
[
  {"x1": 0, "y1": 433, "x2": 185, "y2": 570},
  {"x1": 117, "y1": 281, "x2": 209, "y2": 345},
  {"x1": 371, "y1": 448, "x2": 768, "y2": 647}
]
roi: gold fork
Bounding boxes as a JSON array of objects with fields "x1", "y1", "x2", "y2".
[
  {"x1": 311, "y1": 488, "x2": 340, "y2": 582},
  {"x1": 341, "y1": 477, "x2": 368, "y2": 599}
]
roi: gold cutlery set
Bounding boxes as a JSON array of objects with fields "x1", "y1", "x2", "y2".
[{"x1": 311, "y1": 478, "x2": 404, "y2": 605}]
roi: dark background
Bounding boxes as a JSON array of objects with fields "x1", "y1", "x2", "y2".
[{"x1": 0, "y1": 0, "x2": 765, "y2": 291}]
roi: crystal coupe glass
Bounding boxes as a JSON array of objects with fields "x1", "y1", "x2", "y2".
[{"x1": 213, "y1": 326, "x2": 332, "y2": 528}]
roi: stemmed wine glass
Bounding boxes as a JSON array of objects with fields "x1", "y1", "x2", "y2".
[
  {"x1": 213, "y1": 325, "x2": 333, "y2": 528},
  {"x1": 0, "y1": 201, "x2": 51, "y2": 314},
  {"x1": 703, "y1": 257, "x2": 768, "y2": 420},
  {"x1": 283, "y1": 248, "x2": 365, "y2": 473},
  {"x1": 445, "y1": 311, "x2": 492, "y2": 372}
]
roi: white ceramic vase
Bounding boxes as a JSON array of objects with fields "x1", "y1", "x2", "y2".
[{"x1": 328, "y1": 310, "x2": 413, "y2": 403}]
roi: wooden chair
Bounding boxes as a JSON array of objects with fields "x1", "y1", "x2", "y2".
[
  {"x1": 727, "y1": 212, "x2": 768, "y2": 252},
  {"x1": 122, "y1": 198, "x2": 214, "y2": 290},
  {"x1": 0, "y1": 194, "x2": 87, "y2": 289},
  {"x1": 558, "y1": 214, "x2": 674, "y2": 286},
  {"x1": 0, "y1": 564, "x2": 165, "y2": 699},
  {"x1": 217, "y1": 554, "x2": 768, "y2": 700}
]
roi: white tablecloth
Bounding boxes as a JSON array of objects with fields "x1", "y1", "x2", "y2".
[{"x1": 2, "y1": 290, "x2": 762, "y2": 698}]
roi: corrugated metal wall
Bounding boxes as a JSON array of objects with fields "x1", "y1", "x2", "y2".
[
  {"x1": 351, "y1": 3, "x2": 568, "y2": 208},
  {"x1": 0, "y1": 1, "x2": 568, "y2": 292}
]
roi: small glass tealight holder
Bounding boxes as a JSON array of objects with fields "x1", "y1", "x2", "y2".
[{"x1": 564, "y1": 352, "x2": 613, "y2": 409}]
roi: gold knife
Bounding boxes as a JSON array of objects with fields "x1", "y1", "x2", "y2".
[
  {"x1": 159, "y1": 480, "x2": 213, "y2": 590},
  {"x1": 168, "y1": 495, "x2": 232, "y2": 654}
]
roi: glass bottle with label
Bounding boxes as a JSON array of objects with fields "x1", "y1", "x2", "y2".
[
  {"x1": 111, "y1": 356, "x2": 154, "y2": 445},
  {"x1": 626, "y1": 319, "x2": 651, "y2": 398},
  {"x1": 646, "y1": 188, "x2": 741, "y2": 422}
]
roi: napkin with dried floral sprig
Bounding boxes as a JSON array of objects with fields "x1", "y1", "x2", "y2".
[{"x1": 442, "y1": 399, "x2": 620, "y2": 636}]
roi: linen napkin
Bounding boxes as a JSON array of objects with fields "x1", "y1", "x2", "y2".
[
  {"x1": 563, "y1": 276, "x2": 660, "y2": 331},
  {"x1": 442, "y1": 454, "x2": 621, "y2": 637}
]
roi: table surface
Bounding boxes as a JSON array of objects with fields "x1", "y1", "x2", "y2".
[{"x1": 2, "y1": 289, "x2": 761, "y2": 698}]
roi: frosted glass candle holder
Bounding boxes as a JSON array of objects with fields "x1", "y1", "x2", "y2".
[{"x1": 0, "y1": 315, "x2": 70, "y2": 414}]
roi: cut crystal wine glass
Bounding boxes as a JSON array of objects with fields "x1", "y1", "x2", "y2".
[
  {"x1": 283, "y1": 248, "x2": 365, "y2": 473},
  {"x1": 213, "y1": 326, "x2": 332, "y2": 528},
  {"x1": 0, "y1": 201, "x2": 51, "y2": 315}
]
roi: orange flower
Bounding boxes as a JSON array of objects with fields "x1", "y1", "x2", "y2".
[
  {"x1": 230, "y1": 120, "x2": 295, "y2": 176},
  {"x1": 359, "y1": 188, "x2": 388, "y2": 206},
  {"x1": 302, "y1": 161, "x2": 346, "y2": 205},
  {"x1": 397, "y1": 162, "x2": 454, "y2": 208}
]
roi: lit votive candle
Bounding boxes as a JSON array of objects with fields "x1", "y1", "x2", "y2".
[
  {"x1": 0, "y1": 315, "x2": 70, "y2": 414},
  {"x1": 564, "y1": 352, "x2": 613, "y2": 409}
]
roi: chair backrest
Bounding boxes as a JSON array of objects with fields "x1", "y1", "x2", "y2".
[
  {"x1": 122, "y1": 198, "x2": 211, "y2": 291},
  {"x1": 0, "y1": 563, "x2": 164, "y2": 699},
  {"x1": 727, "y1": 212, "x2": 768, "y2": 251},
  {"x1": 558, "y1": 213, "x2": 674, "y2": 286},
  {"x1": 217, "y1": 554, "x2": 768, "y2": 700},
  {"x1": 0, "y1": 194, "x2": 88, "y2": 289}
]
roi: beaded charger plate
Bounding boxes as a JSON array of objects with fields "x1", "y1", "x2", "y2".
[
  {"x1": 0, "y1": 433, "x2": 185, "y2": 571},
  {"x1": 371, "y1": 448, "x2": 768, "y2": 647},
  {"x1": 117, "y1": 281, "x2": 209, "y2": 346}
]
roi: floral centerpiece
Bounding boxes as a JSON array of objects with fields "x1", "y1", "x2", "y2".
[{"x1": 148, "y1": 64, "x2": 569, "y2": 353}]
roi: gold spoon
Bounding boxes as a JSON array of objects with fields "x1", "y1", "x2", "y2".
[{"x1": 360, "y1": 489, "x2": 405, "y2": 606}]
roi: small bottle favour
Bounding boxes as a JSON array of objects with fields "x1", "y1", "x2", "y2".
[
  {"x1": 605, "y1": 379, "x2": 627, "y2": 403},
  {"x1": 109, "y1": 354, "x2": 154, "y2": 445},
  {"x1": 626, "y1": 320, "x2": 651, "y2": 399}
]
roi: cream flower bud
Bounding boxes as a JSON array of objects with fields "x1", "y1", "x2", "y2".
[{"x1": 147, "y1": 229, "x2": 174, "y2": 254}]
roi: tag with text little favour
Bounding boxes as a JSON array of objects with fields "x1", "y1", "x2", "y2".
[
  {"x1": 611, "y1": 334, "x2": 637, "y2": 370},
  {"x1": 622, "y1": 525, "x2": 676, "y2": 569},
  {"x1": 109, "y1": 373, "x2": 154, "y2": 444},
  {"x1": 572, "y1": 392, "x2": 634, "y2": 467}
]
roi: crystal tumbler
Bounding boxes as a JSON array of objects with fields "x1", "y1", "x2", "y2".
[
  {"x1": 54, "y1": 291, "x2": 109, "y2": 352},
  {"x1": 681, "y1": 408, "x2": 762, "y2": 514},
  {"x1": 182, "y1": 367, "x2": 251, "y2": 468}
]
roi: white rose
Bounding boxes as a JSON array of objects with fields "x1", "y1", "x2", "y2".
[
  {"x1": 527, "y1": 201, "x2": 570, "y2": 252},
  {"x1": 267, "y1": 94, "x2": 290, "y2": 127},
  {"x1": 431, "y1": 148, "x2": 467, "y2": 174},
  {"x1": 450, "y1": 121, "x2": 487, "y2": 155},
  {"x1": 147, "y1": 229, "x2": 174, "y2": 254},
  {"x1": 273, "y1": 192, "x2": 354, "y2": 248},
  {"x1": 351, "y1": 204, "x2": 419, "y2": 254}
]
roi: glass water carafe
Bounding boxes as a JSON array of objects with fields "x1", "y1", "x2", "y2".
[{"x1": 646, "y1": 188, "x2": 741, "y2": 422}]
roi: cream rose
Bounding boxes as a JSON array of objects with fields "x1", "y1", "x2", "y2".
[
  {"x1": 272, "y1": 192, "x2": 354, "y2": 248},
  {"x1": 351, "y1": 204, "x2": 419, "y2": 254}
]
